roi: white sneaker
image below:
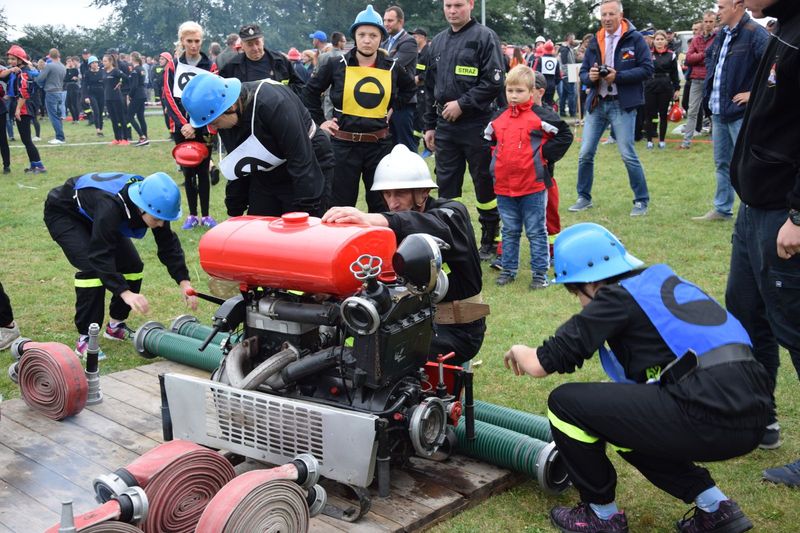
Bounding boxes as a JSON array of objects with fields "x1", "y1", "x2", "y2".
[
  {"x1": 32, "y1": 136, "x2": 41, "y2": 141},
  {"x1": 48, "y1": 139, "x2": 66, "y2": 145},
  {"x1": 0, "y1": 322, "x2": 20, "y2": 351}
]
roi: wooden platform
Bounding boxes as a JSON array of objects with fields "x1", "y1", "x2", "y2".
[{"x1": 0, "y1": 360, "x2": 522, "y2": 532}]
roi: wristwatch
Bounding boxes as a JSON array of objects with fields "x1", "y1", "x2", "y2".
[{"x1": 789, "y1": 209, "x2": 800, "y2": 226}]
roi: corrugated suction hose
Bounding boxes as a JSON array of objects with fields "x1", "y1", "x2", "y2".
[
  {"x1": 17, "y1": 341, "x2": 87, "y2": 420},
  {"x1": 473, "y1": 400, "x2": 553, "y2": 441}
]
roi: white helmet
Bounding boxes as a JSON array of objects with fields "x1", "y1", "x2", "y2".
[{"x1": 372, "y1": 145, "x2": 438, "y2": 191}]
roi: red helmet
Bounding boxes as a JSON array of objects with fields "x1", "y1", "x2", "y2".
[
  {"x1": 542, "y1": 40, "x2": 555, "y2": 56},
  {"x1": 160, "y1": 51, "x2": 173, "y2": 62},
  {"x1": 669, "y1": 102, "x2": 685, "y2": 123},
  {"x1": 172, "y1": 141, "x2": 210, "y2": 167},
  {"x1": 287, "y1": 47, "x2": 301, "y2": 61},
  {"x1": 7, "y1": 44, "x2": 28, "y2": 61}
]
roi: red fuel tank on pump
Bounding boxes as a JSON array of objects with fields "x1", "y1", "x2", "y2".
[{"x1": 199, "y1": 212, "x2": 397, "y2": 297}]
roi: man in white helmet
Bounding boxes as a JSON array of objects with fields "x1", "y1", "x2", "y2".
[{"x1": 323, "y1": 144, "x2": 487, "y2": 364}]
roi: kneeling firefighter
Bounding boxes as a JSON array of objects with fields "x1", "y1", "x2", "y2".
[
  {"x1": 323, "y1": 144, "x2": 488, "y2": 365},
  {"x1": 503, "y1": 222, "x2": 772, "y2": 533},
  {"x1": 44, "y1": 172, "x2": 199, "y2": 357},
  {"x1": 181, "y1": 73, "x2": 334, "y2": 217},
  {"x1": 302, "y1": 4, "x2": 416, "y2": 213}
]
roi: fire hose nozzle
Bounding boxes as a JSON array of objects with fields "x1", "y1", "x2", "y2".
[
  {"x1": 306, "y1": 484, "x2": 327, "y2": 517},
  {"x1": 292, "y1": 453, "x2": 320, "y2": 489},
  {"x1": 85, "y1": 323, "x2": 103, "y2": 405},
  {"x1": 7, "y1": 361, "x2": 19, "y2": 384},
  {"x1": 57, "y1": 500, "x2": 76, "y2": 533},
  {"x1": 10, "y1": 337, "x2": 31, "y2": 360}
]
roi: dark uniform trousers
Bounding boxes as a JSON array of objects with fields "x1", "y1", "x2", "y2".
[
  {"x1": 0, "y1": 281, "x2": 13, "y2": 326},
  {"x1": 430, "y1": 318, "x2": 486, "y2": 366},
  {"x1": 433, "y1": 121, "x2": 499, "y2": 248},
  {"x1": 547, "y1": 381, "x2": 763, "y2": 505},
  {"x1": 331, "y1": 137, "x2": 392, "y2": 213},
  {"x1": 44, "y1": 207, "x2": 143, "y2": 335},
  {"x1": 173, "y1": 128, "x2": 211, "y2": 217}
]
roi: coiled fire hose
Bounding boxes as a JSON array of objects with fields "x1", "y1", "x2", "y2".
[
  {"x1": 12, "y1": 340, "x2": 87, "y2": 420},
  {"x1": 132, "y1": 321, "x2": 225, "y2": 372},
  {"x1": 44, "y1": 487, "x2": 148, "y2": 533},
  {"x1": 454, "y1": 417, "x2": 570, "y2": 495},
  {"x1": 473, "y1": 400, "x2": 553, "y2": 442},
  {"x1": 196, "y1": 455, "x2": 324, "y2": 533},
  {"x1": 93, "y1": 439, "x2": 236, "y2": 533}
]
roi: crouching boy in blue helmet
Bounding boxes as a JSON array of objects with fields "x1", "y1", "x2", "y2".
[
  {"x1": 503, "y1": 222, "x2": 772, "y2": 533},
  {"x1": 44, "y1": 172, "x2": 199, "y2": 357}
]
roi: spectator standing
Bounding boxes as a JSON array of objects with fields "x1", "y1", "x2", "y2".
[
  {"x1": 102, "y1": 54, "x2": 127, "y2": 145},
  {"x1": 287, "y1": 48, "x2": 310, "y2": 83},
  {"x1": 681, "y1": 11, "x2": 717, "y2": 149},
  {"x1": 729, "y1": 0, "x2": 800, "y2": 469},
  {"x1": 557, "y1": 33, "x2": 578, "y2": 117},
  {"x1": 7, "y1": 45, "x2": 45, "y2": 173},
  {"x1": 410, "y1": 28, "x2": 429, "y2": 154},
  {"x1": 644, "y1": 31, "x2": 680, "y2": 150},
  {"x1": 382, "y1": 6, "x2": 418, "y2": 152},
  {"x1": 568, "y1": 0, "x2": 653, "y2": 217},
  {"x1": 485, "y1": 67, "x2": 573, "y2": 289},
  {"x1": 692, "y1": 0, "x2": 768, "y2": 221},
  {"x1": 309, "y1": 30, "x2": 328, "y2": 61},
  {"x1": 665, "y1": 28, "x2": 682, "y2": 52},
  {"x1": 215, "y1": 34, "x2": 240, "y2": 72},
  {"x1": 317, "y1": 31, "x2": 347, "y2": 121},
  {"x1": 82, "y1": 56, "x2": 104, "y2": 137},
  {"x1": 219, "y1": 24, "x2": 303, "y2": 93},
  {"x1": 37, "y1": 48, "x2": 67, "y2": 144},
  {"x1": 0, "y1": 67, "x2": 12, "y2": 172},
  {"x1": 128, "y1": 52, "x2": 149, "y2": 146},
  {"x1": 64, "y1": 56, "x2": 81, "y2": 122},
  {"x1": 533, "y1": 40, "x2": 561, "y2": 109},
  {"x1": 423, "y1": 0, "x2": 505, "y2": 260}
]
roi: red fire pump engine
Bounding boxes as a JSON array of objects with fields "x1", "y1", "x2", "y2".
[{"x1": 160, "y1": 213, "x2": 468, "y2": 508}]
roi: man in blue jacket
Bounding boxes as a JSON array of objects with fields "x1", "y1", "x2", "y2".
[
  {"x1": 568, "y1": 0, "x2": 654, "y2": 217},
  {"x1": 693, "y1": 0, "x2": 768, "y2": 221}
]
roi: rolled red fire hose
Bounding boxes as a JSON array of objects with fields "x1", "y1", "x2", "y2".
[
  {"x1": 95, "y1": 440, "x2": 236, "y2": 533},
  {"x1": 196, "y1": 475, "x2": 309, "y2": 533},
  {"x1": 17, "y1": 342, "x2": 87, "y2": 420}
]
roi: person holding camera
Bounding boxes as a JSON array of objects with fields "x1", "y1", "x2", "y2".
[{"x1": 567, "y1": 0, "x2": 653, "y2": 217}]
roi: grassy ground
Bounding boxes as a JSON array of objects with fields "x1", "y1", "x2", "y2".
[{"x1": 1, "y1": 115, "x2": 798, "y2": 532}]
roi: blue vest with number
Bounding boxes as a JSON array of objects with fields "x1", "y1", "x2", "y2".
[
  {"x1": 74, "y1": 172, "x2": 147, "y2": 239},
  {"x1": 598, "y1": 264, "x2": 752, "y2": 383}
]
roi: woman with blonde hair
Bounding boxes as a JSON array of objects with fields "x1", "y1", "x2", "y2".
[{"x1": 162, "y1": 20, "x2": 218, "y2": 229}]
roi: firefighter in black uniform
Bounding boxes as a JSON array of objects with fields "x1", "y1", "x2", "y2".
[
  {"x1": 324, "y1": 144, "x2": 487, "y2": 365},
  {"x1": 181, "y1": 73, "x2": 334, "y2": 217},
  {"x1": 219, "y1": 24, "x2": 304, "y2": 91},
  {"x1": 503, "y1": 222, "x2": 772, "y2": 533},
  {"x1": 302, "y1": 4, "x2": 416, "y2": 213},
  {"x1": 423, "y1": 0, "x2": 505, "y2": 259},
  {"x1": 409, "y1": 28, "x2": 430, "y2": 153},
  {"x1": 43, "y1": 172, "x2": 198, "y2": 358}
]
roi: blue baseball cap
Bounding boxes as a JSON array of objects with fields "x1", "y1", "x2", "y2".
[{"x1": 309, "y1": 30, "x2": 327, "y2": 41}]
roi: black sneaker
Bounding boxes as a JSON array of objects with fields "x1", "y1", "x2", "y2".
[
  {"x1": 134, "y1": 137, "x2": 150, "y2": 146},
  {"x1": 489, "y1": 256, "x2": 502, "y2": 271},
  {"x1": 759, "y1": 422, "x2": 781, "y2": 450},
  {"x1": 2, "y1": 166, "x2": 9, "y2": 174},
  {"x1": 763, "y1": 458, "x2": 800, "y2": 487},
  {"x1": 550, "y1": 502, "x2": 629, "y2": 533},
  {"x1": 478, "y1": 243, "x2": 496, "y2": 261},
  {"x1": 496, "y1": 272, "x2": 515, "y2": 286},
  {"x1": 676, "y1": 500, "x2": 753, "y2": 533},
  {"x1": 530, "y1": 275, "x2": 549, "y2": 290}
]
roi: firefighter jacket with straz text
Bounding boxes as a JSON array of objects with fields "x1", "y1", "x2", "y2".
[
  {"x1": 302, "y1": 48, "x2": 416, "y2": 133},
  {"x1": 45, "y1": 174, "x2": 190, "y2": 297},
  {"x1": 423, "y1": 18, "x2": 505, "y2": 131}
]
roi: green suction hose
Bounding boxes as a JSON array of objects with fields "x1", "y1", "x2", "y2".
[
  {"x1": 170, "y1": 315, "x2": 238, "y2": 346},
  {"x1": 133, "y1": 321, "x2": 224, "y2": 372},
  {"x1": 454, "y1": 417, "x2": 570, "y2": 494},
  {"x1": 473, "y1": 400, "x2": 552, "y2": 442}
]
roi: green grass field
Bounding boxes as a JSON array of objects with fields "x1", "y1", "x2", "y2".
[{"x1": 1, "y1": 114, "x2": 797, "y2": 532}]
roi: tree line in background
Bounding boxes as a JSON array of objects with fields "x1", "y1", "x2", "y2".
[{"x1": 1, "y1": 0, "x2": 711, "y2": 61}]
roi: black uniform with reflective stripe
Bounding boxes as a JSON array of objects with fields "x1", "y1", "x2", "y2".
[
  {"x1": 44, "y1": 176, "x2": 189, "y2": 296},
  {"x1": 423, "y1": 18, "x2": 505, "y2": 130},
  {"x1": 302, "y1": 49, "x2": 416, "y2": 132}
]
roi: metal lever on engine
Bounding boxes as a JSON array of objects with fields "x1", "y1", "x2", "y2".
[
  {"x1": 183, "y1": 287, "x2": 225, "y2": 305},
  {"x1": 199, "y1": 295, "x2": 245, "y2": 352},
  {"x1": 435, "y1": 352, "x2": 457, "y2": 399}
]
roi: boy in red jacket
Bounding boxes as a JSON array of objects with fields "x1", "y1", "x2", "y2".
[{"x1": 485, "y1": 66, "x2": 573, "y2": 289}]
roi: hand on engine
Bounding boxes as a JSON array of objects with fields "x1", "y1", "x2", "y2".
[
  {"x1": 322, "y1": 206, "x2": 377, "y2": 226},
  {"x1": 504, "y1": 345, "x2": 548, "y2": 378},
  {"x1": 121, "y1": 290, "x2": 150, "y2": 314}
]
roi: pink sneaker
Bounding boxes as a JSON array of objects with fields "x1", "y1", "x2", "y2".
[
  {"x1": 75, "y1": 337, "x2": 106, "y2": 360},
  {"x1": 104, "y1": 322, "x2": 133, "y2": 341}
]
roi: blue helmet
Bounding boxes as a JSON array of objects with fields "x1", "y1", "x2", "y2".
[
  {"x1": 181, "y1": 73, "x2": 242, "y2": 128},
  {"x1": 553, "y1": 223, "x2": 644, "y2": 284},
  {"x1": 129, "y1": 172, "x2": 182, "y2": 221},
  {"x1": 349, "y1": 5, "x2": 388, "y2": 40}
]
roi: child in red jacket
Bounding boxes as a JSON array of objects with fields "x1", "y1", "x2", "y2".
[{"x1": 485, "y1": 66, "x2": 573, "y2": 289}]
